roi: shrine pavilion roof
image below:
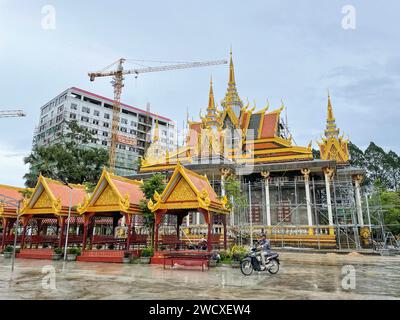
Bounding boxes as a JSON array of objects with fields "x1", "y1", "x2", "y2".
[
  {"x1": 20, "y1": 175, "x2": 88, "y2": 217},
  {"x1": 78, "y1": 169, "x2": 144, "y2": 215},
  {"x1": 148, "y1": 163, "x2": 229, "y2": 214},
  {"x1": 0, "y1": 184, "x2": 26, "y2": 218}
]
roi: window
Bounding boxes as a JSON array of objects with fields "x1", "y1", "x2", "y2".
[
  {"x1": 102, "y1": 141, "x2": 108, "y2": 146},
  {"x1": 94, "y1": 110, "x2": 100, "y2": 117},
  {"x1": 130, "y1": 129, "x2": 137, "y2": 135},
  {"x1": 82, "y1": 106, "x2": 90, "y2": 114},
  {"x1": 58, "y1": 105, "x2": 64, "y2": 113},
  {"x1": 102, "y1": 131, "x2": 109, "y2": 137},
  {"x1": 81, "y1": 116, "x2": 89, "y2": 122},
  {"x1": 93, "y1": 120, "x2": 99, "y2": 125},
  {"x1": 103, "y1": 122, "x2": 109, "y2": 128},
  {"x1": 91, "y1": 139, "x2": 97, "y2": 144},
  {"x1": 121, "y1": 118, "x2": 128, "y2": 125},
  {"x1": 71, "y1": 103, "x2": 78, "y2": 110},
  {"x1": 56, "y1": 115, "x2": 63, "y2": 122},
  {"x1": 120, "y1": 127, "x2": 127, "y2": 133},
  {"x1": 91, "y1": 129, "x2": 98, "y2": 134},
  {"x1": 162, "y1": 130, "x2": 167, "y2": 136},
  {"x1": 104, "y1": 113, "x2": 110, "y2": 119}
]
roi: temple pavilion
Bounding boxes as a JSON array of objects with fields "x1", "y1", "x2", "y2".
[{"x1": 131, "y1": 51, "x2": 366, "y2": 249}]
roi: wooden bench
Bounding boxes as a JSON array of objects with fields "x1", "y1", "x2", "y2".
[{"x1": 163, "y1": 252, "x2": 211, "y2": 271}]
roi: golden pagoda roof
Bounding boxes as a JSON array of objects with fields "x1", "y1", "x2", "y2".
[
  {"x1": 20, "y1": 175, "x2": 87, "y2": 217},
  {"x1": 318, "y1": 93, "x2": 349, "y2": 164},
  {"x1": 139, "y1": 50, "x2": 313, "y2": 172},
  {"x1": 221, "y1": 49, "x2": 243, "y2": 110},
  {"x1": 78, "y1": 168, "x2": 144, "y2": 215},
  {"x1": 0, "y1": 184, "x2": 26, "y2": 218},
  {"x1": 148, "y1": 163, "x2": 229, "y2": 214}
]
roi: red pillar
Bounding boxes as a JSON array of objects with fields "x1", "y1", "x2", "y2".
[
  {"x1": 1, "y1": 218, "x2": 8, "y2": 249},
  {"x1": 125, "y1": 214, "x2": 131, "y2": 250},
  {"x1": 58, "y1": 217, "x2": 65, "y2": 248},
  {"x1": 21, "y1": 218, "x2": 29, "y2": 249},
  {"x1": 222, "y1": 214, "x2": 227, "y2": 250},
  {"x1": 207, "y1": 213, "x2": 212, "y2": 252},
  {"x1": 82, "y1": 222, "x2": 88, "y2": 251}
]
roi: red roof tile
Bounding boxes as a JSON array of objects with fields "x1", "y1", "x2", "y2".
[
  {"x1": 45, "y1": 180, "x2": 88, "y2": 208},
  {"x1": 260, "y1": 113, "x2": 278, "y2": 138}
]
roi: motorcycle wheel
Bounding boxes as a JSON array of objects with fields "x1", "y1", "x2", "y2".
[
  {"x1": 240, "y1": 259, "x2": 254, "y2": 276},
  {"x1": 267, "y1": 259, "x2": 279, "y2": 274}
]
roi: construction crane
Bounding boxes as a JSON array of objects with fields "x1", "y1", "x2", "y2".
[
  {"x1": 0, "y1": 110, "x2": 26, "y2": 118},
  {"x1": 88, "y1": 58, "x2": 227, "y2": 172}
]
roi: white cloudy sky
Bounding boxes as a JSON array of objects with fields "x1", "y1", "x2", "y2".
[{"x1": 0, "y1": 0, "x2": 399, "y2": 187}]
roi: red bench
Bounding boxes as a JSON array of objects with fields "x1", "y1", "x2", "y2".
[{"x1": 163, "y1": 252, "x2": 211, "y2": 271}]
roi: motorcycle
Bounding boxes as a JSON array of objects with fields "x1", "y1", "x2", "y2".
[{"x1": 240, "y1": 247, "x2": 280, "y2": 276}]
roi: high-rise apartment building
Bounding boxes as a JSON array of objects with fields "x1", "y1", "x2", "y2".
[{"x1": 33, "y1": 87, "x2": 176, "y2": 176}]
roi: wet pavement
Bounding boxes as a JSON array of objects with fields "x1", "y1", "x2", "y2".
[{"x1": 0, "y1": 252, "x2": 399, "y2": 299}]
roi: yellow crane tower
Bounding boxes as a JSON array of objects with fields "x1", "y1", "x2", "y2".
[{"x1": 88, "y1": 58, "x2": 227, "y2": 173}]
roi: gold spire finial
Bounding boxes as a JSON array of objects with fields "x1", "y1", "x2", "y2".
[
  {"x1": 153, "y1": 117, "x2": 159, "y2": 143},
  {"x1": 207, "y1": 76, "x2": 215, "y2": 112},
  {"x1": 327, "y1": 90, "x2": 335, "y2": 122},
  {"x1": 229, "y1": 48, "x2": 235, "y2": 85},
  {"x1": 221, "y1": 48, "x2": 243, "y2": 112},
  {"x1": 318, "y1": 91, "x2": 349, "y2": 164}
]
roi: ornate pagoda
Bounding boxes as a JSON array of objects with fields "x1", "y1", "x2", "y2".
[
  {"x1": 140, "y1": 50, "x2": 313, "y2": 172},
  {"x1": 129, "y1": 50, "x2": 366, "y2": 250}
]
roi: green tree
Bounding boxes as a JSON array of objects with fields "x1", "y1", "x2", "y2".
[
  {"x1": 139, "y1": 173, "x2": 166, "y2": 247},
  {"x1": 385, "y1": 151, "x2": 400, "y2": 191},
  {"x1": 224, "y1": 175, "x2": 247, "y2": 211},
  {"x1": 24, "y1": 121, "x2": 108, "y2": 187}
]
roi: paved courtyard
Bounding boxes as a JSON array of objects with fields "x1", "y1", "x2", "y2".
[{"x1": 0, "y1": 252, "x2": 399, "y2": 299}]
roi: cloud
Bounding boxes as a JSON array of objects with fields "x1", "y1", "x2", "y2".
[{"x1": 0, "y1": 142, "x2": 28, "y2": 187}]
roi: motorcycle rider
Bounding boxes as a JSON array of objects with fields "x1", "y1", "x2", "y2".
[{"x1": 257, "y1": 233, "x2": 271, "y2": 270}]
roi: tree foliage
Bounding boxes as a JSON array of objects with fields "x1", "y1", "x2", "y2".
[
  {"x1": 349, "y1": 141, "x2": 400, "y2": 191},
  {"x1": 139, "y1": 173, "x2": 166, "y2": 246},
  {"x1": 23, "y1": 121, "x2": 109, "y2": 187},
  {"x1": 224, "y1": 175, "x2": 247, "y2": 210}
]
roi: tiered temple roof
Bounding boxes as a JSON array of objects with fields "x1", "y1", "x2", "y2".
[{"x1": 140, "y1": 51, "x2": 313, "y2": 172}]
